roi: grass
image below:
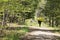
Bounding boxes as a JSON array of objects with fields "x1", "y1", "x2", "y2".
[
  {"x1": 0, "y1": 27, "x2": 29, "y2": 40},
  {"x1": 0, "y1": 23, "x2": 60, "y2": 40},
  {"x1": 42, "y1": 26, "x2": 60, "y2": 34},
  {"x1": 45, "y1": 26, "x2": 60, "y2": 30}
]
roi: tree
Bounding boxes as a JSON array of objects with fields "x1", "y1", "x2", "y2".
[
  {"x1": 0, "y1": 0, "x2": 40, "y2": 26},
  {"x1": 43, "y1": 0, "x2": 60, "y2": 27}
]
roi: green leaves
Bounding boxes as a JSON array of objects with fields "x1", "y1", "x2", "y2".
[
  {"x1": 0, "y1": 0, "x2": 40, "y2": 25},
  {"x1": 3, "y1": 0, "x2": 8, "y2": 2},
  {"x1": 0, "y1": 0, "x2": 8, "y2": 3},
  {"x1": 43, "y1": 0, "x2": 60, "y2": 27}
]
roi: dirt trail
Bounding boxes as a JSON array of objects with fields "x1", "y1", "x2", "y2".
[
  {"x1": 21, "y1": 27, "x2": 60, "y2": 40},
  {"x1": 22, "y1": 31, "x2": 60, "y2": 40}
]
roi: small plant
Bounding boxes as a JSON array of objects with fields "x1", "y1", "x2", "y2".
[
  {"x1": 25, "y1": 19, "x2": 39, "y2": 27},
  {"x1": 1, "y1": 27, "x2": 29, "y2": 40}
]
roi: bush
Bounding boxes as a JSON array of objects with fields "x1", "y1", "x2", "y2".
[{"x1": 25, "y1": 19, "x2": 39, "y2": 27}]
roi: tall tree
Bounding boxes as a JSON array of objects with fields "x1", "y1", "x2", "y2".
[{"x1": 43, "y1": 0, "x2": 60, "y2": 27}]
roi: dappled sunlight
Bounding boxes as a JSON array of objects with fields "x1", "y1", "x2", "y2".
[
  {"x1": 0, "y1": 0, "x2": 60, "y2": 40},
  {"x1": 27, "y1": 31, "x2": 60, "y2": 36}
]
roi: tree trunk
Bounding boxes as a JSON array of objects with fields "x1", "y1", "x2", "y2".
[
  {"x1": 49, "y1": 16, "x2": 51, "y2": 26},
  {"x1": 56, "y1": 20, "x2": 58, "y2": 27},
  {"x1": 51, "y1": 17, "x2": 54, "y2": 27},
  {"x1": 2, "y1": 9, "x2": 8, "y2": 26}
]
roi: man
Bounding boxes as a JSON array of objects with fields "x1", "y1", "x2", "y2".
[{"x1": 37, "y1": 17, "x2": 45, "y2": 26}]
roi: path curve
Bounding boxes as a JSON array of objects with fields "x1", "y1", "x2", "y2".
[{"x1": 22, "y1": 31, "x2": 60, "y2": 40}]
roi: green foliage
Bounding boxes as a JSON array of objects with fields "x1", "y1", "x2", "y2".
[
  {"x1": 1, "y1": 28, "x2": 29, "y2": 40},
  {"x1": 3, "y1": 0, "x2": 8, "y2": 2},
  {"x1": 0, "y1": 0, "x2": 40, "y2": 25},
  {"x1": 0, "y1": 0, "x2": 59, "y2": 27},
  {"x1": 43, "y1": 0, "x2": 60, "y2": 27},
  {"x1": 25, "y1": 19, "x2": 39, "y2": 27}
]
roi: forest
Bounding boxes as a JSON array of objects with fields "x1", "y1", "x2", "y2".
[
  {"x1": 0, "y1": 0, "x2": 60, "y2": 40},
  {"x1": 0, "y1": 0, "x2": 60, "y2": 27}
]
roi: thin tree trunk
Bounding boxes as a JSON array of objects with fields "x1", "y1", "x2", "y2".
[
  {"x1": 56, "y1": 20, "x2": 58, "y2": 27},
  {"x1": 49, "y1": 16, "x2": 51, "y2": 26},
  {"x1": 2, "y1": 9, "x2": 8, "y2": 26},
  {"x1": 51, "y1": 17, "x2": 54, "y2": 27},
  {"x1": 2, "y1": 11, "x2": 6, "y2": 26},
  {"x1": 35, "y1": 0, "x2": 47, "y2": 20}
]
